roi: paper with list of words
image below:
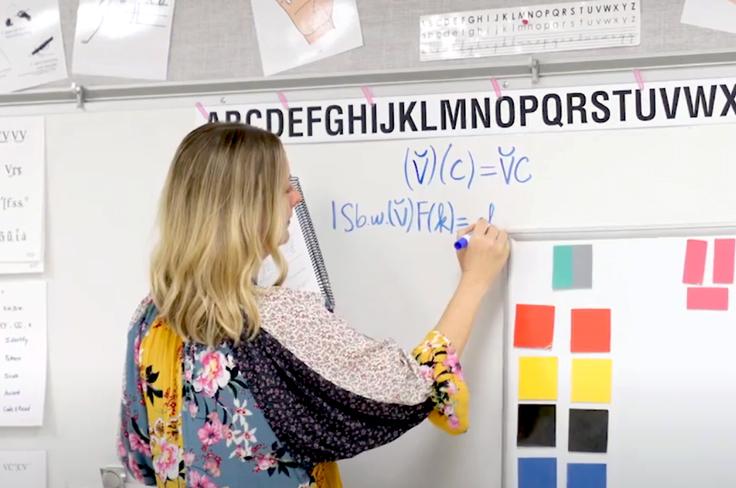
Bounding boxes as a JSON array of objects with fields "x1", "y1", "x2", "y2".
[
  {"x1": 0, "y1": 280, "x2": 46, "y2": 426},
  {"x1": 0, "y1": 117, "x2": 44, "y2": 274}
]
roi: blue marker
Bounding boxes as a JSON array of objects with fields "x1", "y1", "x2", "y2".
[{"x1": 454, "y1": 234, "x2": 472, "y2": 250}]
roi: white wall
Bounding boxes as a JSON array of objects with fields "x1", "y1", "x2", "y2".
[{"x1": 1, "y1": 108, "x2": 191, "y2": 488}]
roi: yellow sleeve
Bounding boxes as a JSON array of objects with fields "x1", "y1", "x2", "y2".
[
  {"x1": 311, "y1": 462, "x2": 342, "y2": 488},
  {"x1": 411, "y1": 330, "x2": 470, "y2": 435}
]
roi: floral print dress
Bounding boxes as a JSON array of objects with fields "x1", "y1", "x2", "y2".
[{"x1": 119, "y1": 287, "x2": 469, "y2": 487}]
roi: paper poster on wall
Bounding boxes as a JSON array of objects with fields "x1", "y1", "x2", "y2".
[
  {"x1": 251, "y1": 0, "x2": 364, "y2": 76},
  {"x1": 72, "y1": 0, "x2": 175, "y2": 80},
  {"x1": 681, "y1": 0, "x2": 736, "y2": 35},
  {"x1": 0, "y1": 117, "x2": 44, "y2": 273},
  {"x1": 0, "y1": 0, "x2": 67, "y2": 93},
  {"x1": 0, "y1": 451, "x2": 46, "y2": 488},
  {"x1": 0, "y1": 280, "x2": 47, "y2": 427},
  {"x1": 420, "y1": 0, "x2": 640, "y2": 61}
]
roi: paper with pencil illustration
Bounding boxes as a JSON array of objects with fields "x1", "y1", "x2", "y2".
[
  {"x1": 72, "y1": 0, "x2": 175, "y2": 80},
  {"x1": 0, "y1": 0, "x2": 67, "y2": 93},
  {"x1": 251, "y1": 0, "x2": 364, "y2": 76}
]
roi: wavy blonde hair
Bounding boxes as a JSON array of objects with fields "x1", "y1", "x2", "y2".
[{"x1": 150, "y1": 123, "x2": 288, "y2": 346}]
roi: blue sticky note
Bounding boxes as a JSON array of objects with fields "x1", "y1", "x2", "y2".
[
  {"x1": 568, "y1": 463, "x2": 606, "y2": 488},
  {"x1": 519, "y1": 458, "x2": 556, "y2": 488}
]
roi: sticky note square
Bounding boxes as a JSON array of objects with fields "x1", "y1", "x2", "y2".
[
  {"x1": 519, "y1": 357, "x2": 558, "y2": 401},
  {"x1": 517, "y1": 404, "x2": 556, "y2": 447},
  {"x1": 553, "y1": 244, "x2": 593, "y2": 290},
  {"x1": 553, "y1": 245, "x2": 574, "y2": 289},
  {"x1": 518, "y1": 458, "x2": 556, "y2": 488},
  {"x1": 571, "y1": 245, "x2": 593, "y2": 289},
  {"x1": 568, "y1": 409, "x2": 609, "y2": 453},
  {"x1": 568, "y1": 463, "x2": 606, "y2": 488},
  {"x1": 571, "y1": 309, "x2": 611, "y2": 353},
  {"x1": 514, "y1": 304, "x2": 555, "y2": 349},
  {"x1": 571, "y1": 359, "x2": 611, "y2": 403}
]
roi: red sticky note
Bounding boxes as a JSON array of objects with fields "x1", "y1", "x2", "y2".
[
  {"x1": 514, "y1": 304, "x2": 555, "y2": 349},
  {"x1": 713, "y1": 239, "x2": 735, "y2": 284},
  {"x1": 683, "y1": 239, "x2": 707, "y2": 284},
  {"x1": 687, "y1": 287, "x2": 729, "y2": 311},
  {"x1": 571, "y1": 309, "x2": 611, "y2": 353}
]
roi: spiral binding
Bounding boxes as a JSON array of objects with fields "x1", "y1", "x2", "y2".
[{"x1": 290, "y1": 176, "x2": 335, "y2": 312}]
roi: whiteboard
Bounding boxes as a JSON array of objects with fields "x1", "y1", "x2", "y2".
[
  {"x1": 281, "y1": 124, "x2": 736, "y2": 488},
  {"x1": 1, "y1": 74, "x2": 736, "y2": 488},
  {"x1": 506, "y1": 236, "x2": 736, "y2": 488}
]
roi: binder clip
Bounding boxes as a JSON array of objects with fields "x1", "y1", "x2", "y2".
[
  {"x1": 100, "y1": 465, "x2": 126, "y2": 488},
  {"x1": 71, "y1": 82, "x2": 85, "y2": 109},
  {"x1": 529, "y1": 57, "x2": 540, "y2": 84}
]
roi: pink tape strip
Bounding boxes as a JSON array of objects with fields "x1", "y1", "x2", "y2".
[
  {"x1": 361, "y1": 86, "x2": 375, "y2": 105},
  {"x1": 491, "y1": 78, "x2": 502, "y2": 97},
  {"x1": 633, "y1": 69, "x2": 644, "y2": 90},
  {"x1": 195, "y1": 102, "x2": 209, "y2": 120},
  {"x1": 714, "y1": 239, "x2": 735, "y2": 284},
  {"x1": 277, "y1": 91, "x2": 289, "y2": 110},
  {"x1": 683, "y1": 239, "x2": 707, "y2": 285}
]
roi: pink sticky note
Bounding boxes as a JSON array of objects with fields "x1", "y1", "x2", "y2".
[
  {"x1": 195, "y1": 102, "x2": 209, "y2": 120},
  {"x1": 713, "y1": 239, "x2": 735, "y2": 284},
  {"x1": 491, "y1": 78, "x2": 502, "y2": 97},
  {"x1": 687, "y1": 287, "x2": 729, "y2": 311},
  {"x1": 361, "y1": 86, "x2": 375, "y2": 105},
  {"x1": 683, "y1": 239, "x2": 707, "y2": 284}
]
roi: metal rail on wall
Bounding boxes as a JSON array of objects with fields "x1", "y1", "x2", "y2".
[{"x1": 0, "y1": 51, "x2": 735, "y2": 109}]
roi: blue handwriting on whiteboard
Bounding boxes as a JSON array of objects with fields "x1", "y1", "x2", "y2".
[
  {"x1": 331, "y1": 199, "x2": 496, "y2": 234},
  {"x1": 403, "y1": 144, "x2": 532, "y2": 191}
]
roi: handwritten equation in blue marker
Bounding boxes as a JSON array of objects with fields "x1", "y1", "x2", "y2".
[
  {"x1": 331, "y1": 198, "x2": 496, "y2": 234},
  {"x1": 403, "y1": 144, "x2": 532, "y2": 191}
]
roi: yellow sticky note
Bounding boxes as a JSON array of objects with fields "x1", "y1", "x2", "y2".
[
  {"x1": 571, "y1": 358, "x2": 612, "y2": 403},
  {"x1": 518, "y1": 356, "x2": 558, "y2": 400}
]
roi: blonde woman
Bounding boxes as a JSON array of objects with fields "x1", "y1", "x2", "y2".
[{"x1": 118, "y1": 123, "x2": 510, "y2": 487}]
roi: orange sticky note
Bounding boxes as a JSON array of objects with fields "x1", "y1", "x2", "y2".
[
  {"x1": 571, "y1": 309, "x2": 611, "y2": 353},
  {"x1": 519, "y1": 356, "x2": 558, "y2": 401},
  {"x1": 514, "y1": 304, "x2": 555, "y2": 349}
]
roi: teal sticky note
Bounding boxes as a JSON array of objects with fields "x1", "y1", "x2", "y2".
[{"x1": 553, "y1": 245, "x2": 574, "y2": 289}]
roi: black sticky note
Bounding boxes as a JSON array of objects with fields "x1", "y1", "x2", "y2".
[
  {"x1": 569, "y1": 409, "x2": 609, "y2": 453},
  {"x1": 517, "y1": 404, "x2": 556, "y2": 447}
]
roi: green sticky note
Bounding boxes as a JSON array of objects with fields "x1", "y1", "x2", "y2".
[{"x1": 553, "y1": 245, "x2": 574, "y2": 289}]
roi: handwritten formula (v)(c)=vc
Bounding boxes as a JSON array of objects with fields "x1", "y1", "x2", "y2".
[{"x1": 404, "y1": 144, "x2": 532, "y2": 191}]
